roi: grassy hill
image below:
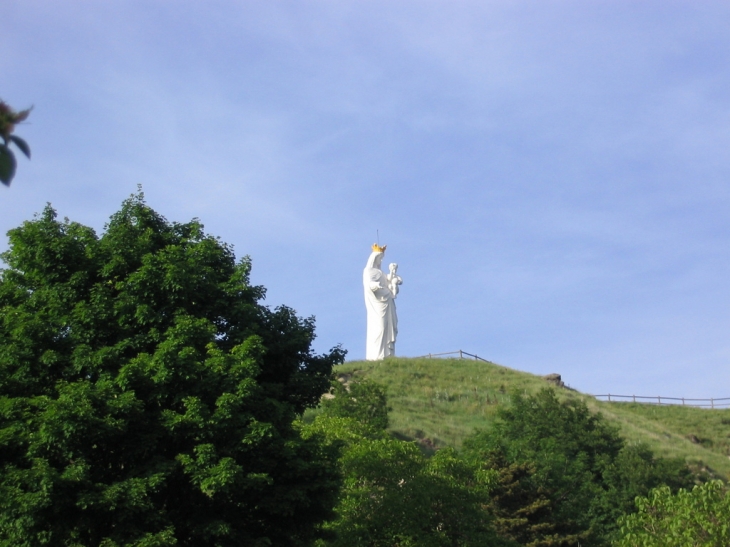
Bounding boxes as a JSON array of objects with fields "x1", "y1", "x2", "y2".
[{"x1": 324, "y1": 356, "x2": 730, "y2": 479}]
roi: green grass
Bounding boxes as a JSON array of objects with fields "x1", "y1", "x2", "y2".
[
  {"x1": 582, "y1": 400, "x2": 730, "y2": 479},
  {"x1": 329, "y1": 356, "x2": 730, "y2": 479}
]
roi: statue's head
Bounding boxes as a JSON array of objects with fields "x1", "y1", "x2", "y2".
[
  {"x1": 366, "y1": 243, "x2": 386, "y2": 270},
  {"x1": 389, "y1": 263, "x2": 398, "y2": 273}
]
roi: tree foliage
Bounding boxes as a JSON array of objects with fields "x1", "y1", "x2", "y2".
[
  {"x1": 463, "y1": 389, "x2": 693, "y2": 546},
  {"x1": 0, "y1": 193, "x2": 345, "y2": 546},
  {"x1": 0, "y1": 100, "x2": 32, "y2": 186},
  {"x1": 320, "y1": 378, "x2": 390, "y2": 430},
  {"x1": 306, "y1": 379, "x2": 509, "y2": 546},
  {"x1": 615, "y1": 480, "x2": 730, "y2": 547},
  {"x1": 303, "y1": 413, "x2": 510, "y2": 547},
  {"x1": 480, "y1": 450, "x2": 580, "y2": 547}
]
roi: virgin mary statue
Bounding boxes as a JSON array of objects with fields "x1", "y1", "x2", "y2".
[{"x1": 363, "y1": 244, "x2": 398, "y2": 360}]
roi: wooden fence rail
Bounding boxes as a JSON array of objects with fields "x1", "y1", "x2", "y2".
[
  {"x1": 419, "y1": 350, "x2": 730, "y2": 409},
  {"x1": 591, "y1": 394, "x2": 730, "y2": 409},
  {"x1": 421, "y1": 350, "x2": 490, "y2": 362}
]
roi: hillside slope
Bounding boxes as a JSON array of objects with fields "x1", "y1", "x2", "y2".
[{"x1": 331, "y1": 357, "x2": 730, "y2": 479}]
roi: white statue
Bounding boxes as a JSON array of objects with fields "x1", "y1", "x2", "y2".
[
  {"x1": 363, "y1": 244, "x2": 400, "y2": 360},
  {"x1": 387, "y1": 263, "x2": 402, "y2": 298}
]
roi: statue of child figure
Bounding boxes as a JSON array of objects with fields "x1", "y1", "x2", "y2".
[{"x1": 387, "y1": 263, "x2": 403, "y2": 298}]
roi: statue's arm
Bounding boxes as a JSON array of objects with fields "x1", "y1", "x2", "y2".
[{"x1": 369, "y1": 270, "x2": 384, "y2": 292}]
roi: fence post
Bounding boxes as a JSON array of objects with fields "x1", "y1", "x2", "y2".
[
  {"x1": 682, "y1": 398, "x2": 685, "y2": 406},
  {"x1": 459, "y1": 350, "x2": 463, "y2": 360},
  {"x1": 658, "y1": 396, "x2": 661, "y2": 405},
  {"x1": 607, "y1": 394, "x2": 611, "y2": 402},
  {"x1": 711, "y1": 398, "x2": 714, "y2": 409},
  {"x1": 632, "y1": 395, "x2": 636, "y2": 403}
]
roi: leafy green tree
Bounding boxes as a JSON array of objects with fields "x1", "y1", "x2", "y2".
[
  {"x1": 303, "y1": 414, "x2": 510, "y2": 547},
  {"x1": 463, "y1": 390, "x2": 692, "y2": 546},
  {"x1": 480, "y1": 450, "x2": 584, "y2": 547},
  {"x1": 614, "y1": 480, "x2": 730, "y2": 547},
  {"x1": 0, "y1": 100, "x2": 32, "y2": 186},
  {"x1": 596, "y1": 442, "x2": 692, "y2": 537},
  {"x1": 0, "y1": 193, "x2": 345, "y2": 546},
  {"x1": 321, "y1": 378, "x2": 390, "y2": 430}
]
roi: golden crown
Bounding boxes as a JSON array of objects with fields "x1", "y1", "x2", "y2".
[{"x1": 371, "y1": 243, "x2": 387, "y2": 253}]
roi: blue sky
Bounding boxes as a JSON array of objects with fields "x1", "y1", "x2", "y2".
[{"x1": 3, "y1": 1, "x2": 730, "y2": 398}]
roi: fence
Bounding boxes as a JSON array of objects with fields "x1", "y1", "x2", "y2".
[
  {"x1": 418, "y1": 350, "x2": 730, "y2": 410},
  {"x1": 421, "y1": 350, "x2": 490, "y2": 362},
  {"x1": 591, "y1": 394, "x2": 730, "y2": 409}
]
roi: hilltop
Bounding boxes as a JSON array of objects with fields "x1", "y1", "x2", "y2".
[{"x1": 323, "y1": 356, "x2": 730, "y2": 479}]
